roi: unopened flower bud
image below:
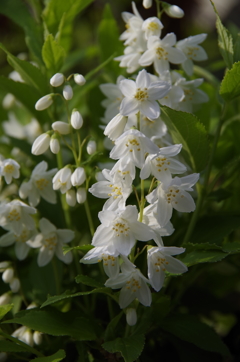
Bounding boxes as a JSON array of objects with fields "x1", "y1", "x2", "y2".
[
  {"x1": 10, "y1": 277, "x2": 20, "y2": 293},
  {"x1": 2, "y1": 93, "x2": 15, "y2": 109},
  {"x1": 33, "y1": 331, "x2": 43, "y2": 345},
  {"x1": 52, "y1": 121, "x2": 70, "y2": 135},
  {"x1": 71, "y1": 167, "x2": 86, "y2": 186},
  {"x1": 143, "y1": 0, "x2": 152, "y2": 9},
  {"x1": 50, "y1": 73, "x2": 64, "y2": 87},
  {"x1": 165, "y1": 5, "x2": 184, "y2": 18},
  {"x1": 24, "y1": 329, "x2": 34, "y2": 346},
  {"x1": 0, "y1": 293, "x2": 11, "y2": 305},
  {"x1": 31, "y1": 133, "x2": 51, "y2": 155},
  {"x1": 87, "y1": 140, "x2": 96, "y2": 155},
  {"x1": 2, "y1": 268, "x2": 14, "y2": 283},
  {"x1": 0, "y1": 261, "x2": 10, "y2": 270},
  {"x1": 63, "y1": 85, "x2": 73, "y2": 100},
  {"x1": 126, "y1": 308, "x2": 137, "y2": 326},
  {"x1": 35, "y1": 94, "x2": 53, "y2": 111},
  {"x1": 66, "y1": 189, "x2": 76, "y2": 207},
  {"x1": 50, "y1": 137, "x2": 60, "y2": 154},
  {"x1": 76, "y1": 188, "x2": 86, "y2": 203},
  {"x1": 71, "y1": 110, "x2": 83, "y2": 129},
  {"x1": 74, "y1": 74, "x2": 86, "y2": 85}
]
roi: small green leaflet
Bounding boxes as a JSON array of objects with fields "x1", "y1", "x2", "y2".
[
  {"x1": 42, "y1": 35, "x2": 66, "y2": 75},
  {"x1": 220, "y1": 61, "x2": 240, "y2": 101},
  {"x1": 30, "y1": 350, "x2": 66, "y2": 362},
  {"x1": 102, "y1": 334, "x2": 145, "y2": 362}
]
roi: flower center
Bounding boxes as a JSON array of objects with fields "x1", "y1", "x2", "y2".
[
  {"x1": 108, "y1": 185, "x2": 122, "y2": 199},
  {"x1": 154, "y1": 157, "x2": 171, "y2": 173},
  {"x1": 44, "y1": 234, "x2": 57, "y2": 250},
  {"x1": 154, "y1": 256, "x2": 169, "y2": 272},
  {"x1": 183, "y1": 89, "x2": 194, "y2": 101},
  {"x1": 14, "y1": 229, "x2": 29, "y2": 243},
  {"x1": 186, "y1": 46, "x2": 199, "y2": 59},
  {"x1": 125, "y1": 138, "x2": 141, "y2": 152},
  {"x1": 165, "y1": 187, "x2": 184, "y2": 204},
  {"x1": 156, "y1": 47, "x2": 168, "y2": 60},
  {"x1": 126, "y1": 277, "x2": 141, "y2": 293},
  {"x1": 112, "y1": 220, "x2": 130, "y2": 237},
  {"x1": 134, "y1": 88, "x2": 148, "y2": 101},
  {"x1": 35, "y1": 178, "x2": 49, "y2": 190},
  {"x1": 7, "y1": 209, "x2": 21, "y2": 221},
  {"x1": 147, "y1": 22, "x2": 159, "y2": 31},
  {"x1": 4, "y1": 164, "x2": 14, "y2": 173},
  {"x1": 101, "y1": 255, "x2": 116, "y2": 267}
]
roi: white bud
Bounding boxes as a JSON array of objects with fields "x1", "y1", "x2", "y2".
[
  {"x1": 27, "y1": 302, "x2": 38, "y2": 310},
  {"x1": 71, "y1": 110, "x2": 83, "y2": 129},
  {"x1": 86, "y1": 140, "x2": 96, "y2": 155},
  {"x1": 71, "y1": 167, "x2": 86, "y2": 186},
  {"x1": 63, "y1": 85, "x2": 73, "y2": 100},
  {"x1": 31, "y1": 133, "x2": 51, "y2": 155},
  {"x1": 9, "y1": 277, "x2": 20, "y2": 293},
  {"x1": 66, "y1": 189, "x2": 76, "y2": 207},
  {"x1": 126, "y1": 308, "x2": 137, "y2": 326},
  {"x1": 165, "y1": 5, "x2": 184, "y2": 18},
  {"x1": 143, "y1": 0, "x2": 152, "y2": 9},
  {"x1": 74, "y1": 74, "x2": 86, "y2": 85},
  {"x1": 2, "y1": 93, "x2": 15, "y2": 109},
  {"x1": 50, "y1": 138, "x2": 60, "y2": 154},
  {"x1": 35, "y1": 94, "x2": 53, "y2": 111},
  {"x1": 24, "y1": 329, "x2": 34, "y2": 346},
  {"x1": 76, "y1": 188, "x2": 86, "y2": 204},
  {"x1": 33, "y1": 331, "x2": 43, "y2": 345},
  {"x1": 0, "y1": 261, "x2": 10, "y2": 270},
  {"x1": 0, "y1": 352, "x2": 7, "y2": 362},
  {"x1": 50, "y1": 73, "x2": 64, "y2": 87},
  {"x1": 0, "y1": 293, "x2": 11, "y2": 305},
  {"x1": 2, "y1": 268, "x2": 14, "y2": 283},
  {"x1": 52, "y1": 121, "x2": 70, "y2": 135}
]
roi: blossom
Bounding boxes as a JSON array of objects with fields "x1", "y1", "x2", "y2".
[
  {"x1": 87, "y1": 140, "x2": 97, "y2": 155},
  {"x1": 50, "y1": 73, "x2": 64, "y2": 87},
  {"x1": 63, "y1": 85, "x2": 73, "y2": 100},
  {"x1": 105, "y1": 258, "x2": 152, "y2": 308},
  {"x1": 104, "y1": 114, "x2": 128, "y2": 141},
  {"x1": 35, "y1": 95, "x2": 53, "y2": 111},
  {"x1": 19, "y1": 161, "x2": 57, "y2": 207},
  {"x1": 176, "y1": 34, "x2": 208, "y2": 75},
  {"x1": 148, "y1": 246, "x2": 187, "y2": 291},
  {"x1": 146, "y1": 174, "x2": 199, "y2": 227},
  {"x1": 119, "y1": 69, "x2": 171, "y2": 119},
  {"x1": 139, "y1": 34, "x2": 186, "y2": 75},
  {"x1": 120, "y1": 2, "x2": 143, "y2": 46},
  {"x1": 109, "y1": 158, "x2": 136, "y2": 184},
  {"x1": 52, "y1": 167, "x2": 72, "y2": 194},
  {"x1": 50, "y1": 137, "x2": 60, "y2": 154},
  {"x1": 0, "y1": 200, "x2": 36, "y2": 235},
  {"x1": 66, "y1": 189, "x2": 76, "y2": 207},
  {"x1": 76, "y1": 188, "x2": 87, "y2": 203},
  {"x1": 164, "y1": 5, "x2": 184, "y2": 18},
  {"x1": 115, "y1": 42, "x2": 146, "y2": 74},
  {"x1": 71, "y1": 110, "x2": 83, "y2": 129},
  {"x1": 92, "y1": 205, "x2": 154, "y2": 256},
  {"x1": 12, "y1": 326, "x2": 34, "y2": 346},
  {"x1": 74, "y1": 74, "x2": 86, "y2": 85},
  {"x1": 142, "y1": 17, "x2": 163, "y2": 39},
  {"x1": 27, "y1": 218, "x2": 74, "y2": 267},
  {"x1": 31, "y1": 133, "x2": 51, "y2": 155},
  {"x1": 143, "y1": 0, "x2": 152, "y2": 9},
  {"x1": 52, "y1": 121, "x2": 70, "y2": 135},
  {"x1": 126, "y1": 308, "x2": 137, "y2": 326},
  {"x1": 71, "y1": 167, "x2": 86, "y2": 186},
  {"x1": 100, "y1": 76, "x2": 125, "y2": 122},
  {"x1": 0, "y1": 159, "x2": 20, "y2": 184}
]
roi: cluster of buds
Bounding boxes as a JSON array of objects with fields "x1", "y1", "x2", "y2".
[{"x1": 0, "y1": 261, "x2": 20, "y2": 293}]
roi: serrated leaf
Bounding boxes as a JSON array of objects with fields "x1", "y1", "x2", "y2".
[
  {"x1": 42, "y1": 35, "x2": 66, "y2": 74},
  {"x1": 219, "y1": 61, "x2": 240, "y2": 101},
  {"x1": 160, "y1": 106, "x2": 209, "y2": 172},
  {"x1": 222, "y1": 241, "x2": 240, "y2": 253},
  {"x1": 104, "y1": 312, "x2": 124, "y2": 342},
  {"x1": 161, "y1": 314, "x2": 230, "y2": 356},
  {"x1": 30, "y1": 350, "x2": 65, "y2": 362},
  {"x1": 75, "y1": 275, "x2": 104, "y2": 288},
  {"x1": 234, "y1": 33, "x2": 240, "y2": 62},
  {"x1": 102, "y1": 334, "x2": 145, "y2": 362},
  {"x1": 179, "y1": 243, "x2": 228, "y2": 266},
  {"x1": 0, "y1": 340, "x2": 27, "y2": 353},
  {"x1": 3, "y1": 307, "x2": 96, "y2": 340},
  {"x1": 0, "y1": 304, "x2": 13, "y2": 320}
]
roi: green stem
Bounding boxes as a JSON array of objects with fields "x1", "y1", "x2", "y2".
[
  {"x1": 84, "y1": 199, "x2": 95, "y2": 237},
  {"x1": 139, "y1": 179, "x2": 145, "y2": 223},
  {"x1": 77, "y1": 131, "x2": 82, "y2": 163},
  {"x1": 52, "y1": 257, "x2": 61, "y2": 295}
]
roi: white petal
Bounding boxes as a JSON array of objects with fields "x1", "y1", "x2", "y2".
[
  {"x1": 119, "y1": 79, "x2": 136, "y2": 97},
  {"x1": 56, "y1": 229, "x2": 74, "y2": 243},
  {"x1": 37, "y1": 247, "x2": 54, "y2": 267},
  {"x1": 165, "y1": 255, "x2": 188, "y2": 274},
  {"x1": 120, "y1": 98, "x2": 139, "y2": 116},
  {"x1": 39, "y1": 218, "x2": 56, "y2": 234},
  {"x1": 15, "y1": 242, "x2": 30, "y2": 260}
]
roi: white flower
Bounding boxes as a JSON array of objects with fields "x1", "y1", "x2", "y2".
[
  {"x1": 71, "y1": 167, "x2": 86, "y2": 186},
  {"x1": 100, "y1": 76, "x2": 125, "y2": 123},
  {"x1": 0, "y1": 200, "x2": 36, "y2": 235},
  {"x1": 142, "y1": 17, "x2": 163, "y2": 39},
  {"x1": 50, "y1": 73, "x2": 64, "y2": 87},
  {"x1": 10, "y1": 277, "x2": 20, "y2": 293},
  {"x1": 63, "y1": 85, "x2": 73, "y2": 100},
  {"x1": 87, "y1": 140, "x2": 97, "y2": 155},
  {"x1": 12, "y1": 326, "x2": 34, "y2": 346},
  {"x1": 115, "y1": 43, "x2": 146, "y2": 74},
  {"x1": 92, "y1": 205, "x2": 154, "y2": 256},
  {"x1": 74, "y1": 74, "x2": 86, "y2": 85},
  {"x1": 140, "y1": 144, "x2": 187, "y2": 184},
  {"x1": 19, "y1": 161, "x2": 57, "y2": 207},
  {"x1": 2, "y1": 268, "x2": 14, "y2": 283},
  {"x1": 119, "y1": 69, "x2": 171, "y2": 119},
  {"x1": 110, "y1": 129, "x2": 159, "y2": 169},
  {"x1": 27, "y1": 218, "x2": 74, "y2": 267},
  {"x1": 81, "y1": 245, "x2": 120, "y2": 278},
  {"x1": 71, "y1": 110, "x2": 83, "y2": 129},
  {"x1": 0, "y1": 159, "x2": 20, "y2": 184},
  {"x1": 2, "y1": 93, "x2": 15, "y2": 109},
  {"x1": 52, "y1": 167, "x2": 72, "y2": 194},
  {"x1": 0, "y1": 292, "x2": 11, "y2": 305},
  {"x1": 66, "y1": 189, "x2": 76, "y2": 207},
  {"x1": 89, "y1": 169, "x2": 132, "y2": 211},
  {"x1": 35, "y1": 95, "x2": 53, "y2": 111},
  {"x1": 52, "y1": 121, "x2": 70, "y2": 135},
  {"x1": 76, "y1": 188, "x2": 87, "y2": 203},
  {"x1": 164, "y1": 5, "x2": 184, "y2": 18},
  {"x1": 148, "y1": 246, "x2": 187, "y2": 291},
  {"x1": 31, "y1": 133, "x2": 51, "y2": 155},
  {"x1": 146, "y1": 173, "x2": 199, "y2": 227},
  {"x1": 126, "y1": 308, "x2": 137, "y2": 326},
  {"x1": 120, "y1": 2, "x2": 143, "y2": 46},
  {"x1": 176, "y1": 34, "x2": 208, "y2": 75},
  {"x1": 139, "y1": 34, "x2": 186, "y2": 75},
  {"x1": 0, "y1": 227, "x2": 37, "y2": 260},
  {"x1": 50, "y1": 138, "x2": 60, "y2": 154},
  {"x1": 109, "y1": 158, "x2": 136, "y2": 184},
  {"x1": 143, "y1": 0, "x2": 152, "y2": 9},
  {"x1": 33, "y1": 331, "x2": 42, "y2": 345},
  {"x1": 105, "y1": 258, "x2": 152, "y2": 308},
  {"x1": 104, "y1": 114, "x2": 128, "y2": 141}
]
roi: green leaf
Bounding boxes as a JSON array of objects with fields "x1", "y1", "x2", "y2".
[
  {"x1": 0, "y1": 43, "x2": 48, "y2": 95},
  {"x1": 62, "y1": 244, "x2": 93, "y2": 255},
  {"x1": 160, "y1": 106, "x2": 209, "y2": 172},
  {"x1": 102, "y1": 334, "x2": 145, "y2": 362},
  {"x1": 219, "y1": 61, "x2": 240, "y2": 101},
  {"x1": 179, "y1": 243, "x2": 228, "y2": 266},
  {"x1": 0, "y1": 340, "x2": 27, "y2": 353},
  {"x1": 104, "y1": 312, "x2": 124, "y2": 342},
  {"x1": 30, "y1": 350, "x2": 66, "y2": 362},
  {"x1": 0, "y1": 304, "x2": 13, "y2": 320},
  {"x1": 222, "y1": 241, "x2": 240, "y2": 253},
  {"x1": 160, "y1": 314, "x2": 230, "y2": 356},
  {"x1": 75, "y1": 275, "x2": 104, "y2": 288},
  {"x1": 3, "y1": 307, "x2": 96, "y2": 340},
  {"x1": 234, "y1": 34, "x2": 240, "y2": 63},
  {"x1": 0, "y1": 0, "x2": 43, "y2": 61},
  {"x1": 42, "y1": 35, "x2": 66, "y2": 75}
]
